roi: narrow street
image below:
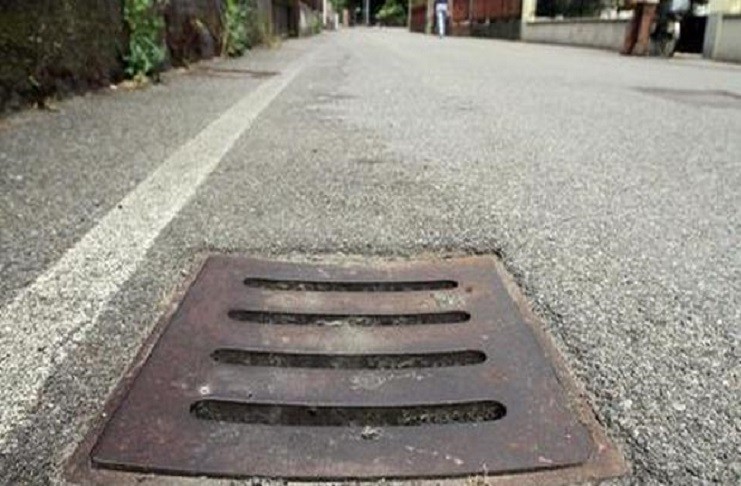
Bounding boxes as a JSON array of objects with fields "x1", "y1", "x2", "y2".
[{"x1": 0, "y1": 29, "x2": 739, "y2": 484}]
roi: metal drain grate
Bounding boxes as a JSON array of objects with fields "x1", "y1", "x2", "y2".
[
  {"x1": 188, "y1": 67, "x2": 279, "y2": 79},
  {"x1": 80, "y1": 256, "x2": 625, "y2": 482}
]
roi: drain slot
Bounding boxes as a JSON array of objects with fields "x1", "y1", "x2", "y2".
[
  {"x1": 191, "y1": 401, "x2": 506, "y2": 426},
  {"x1": 227, "y1": 311, "x2": 471, "y2": 326},
  {"x1": 243, "y1": 278, "x2": 458, "y2": 291},
  {"x1": 212, "y1": 349, "x2": 486, "y2": 369}
]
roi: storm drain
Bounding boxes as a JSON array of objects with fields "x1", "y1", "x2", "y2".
[
  {"x1": 80, "y1": 256, "x2": 625, "y2": 482},
  {"x1": 189, "y1": 67, "x2": 279, "y2": 79}
]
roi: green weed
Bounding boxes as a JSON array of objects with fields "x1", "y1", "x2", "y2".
[
  {"x1": 223, "y1": 0, "x2": 260, "y2": 57},
  {"x1": 123, "y1": 0, "x2": 166, "y2": 80}
]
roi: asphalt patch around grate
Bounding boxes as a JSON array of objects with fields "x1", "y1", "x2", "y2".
[{"x1": 68, "y1": 256, "x2": 626, "y2": 484}]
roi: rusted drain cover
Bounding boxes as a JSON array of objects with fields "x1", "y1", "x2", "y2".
[
  {"x1": 81, "y1": 256, "x2": 625, "y2": 482},
  {"x1": 189, "y1": 67, "x2": 279, "y2": 79}
]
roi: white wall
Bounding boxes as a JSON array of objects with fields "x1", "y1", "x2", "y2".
[
  {"x1": 519, "y1": 8, "x2": 741, "y2": 64},
  {"x1": 704, "y1": 14, "x2": 741, "y2": 62},
  {"x1": 708, "y1": 0, "x2": 741, "y2": 14},
  {"x1": 522, "y1": 19, "x2": 628, "y2": 51}
]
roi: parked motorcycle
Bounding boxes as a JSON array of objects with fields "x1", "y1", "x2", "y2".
[{"x1": 651, "y1": 0, "x2": 691, "y2": 57}]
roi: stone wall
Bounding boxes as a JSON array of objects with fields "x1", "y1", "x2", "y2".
[
  {"x1": 0, "y1": 0, "x2": 125, "y2": 110},
  {"x1": 522, "y1": 18, "x2": 629, "y2": 51},
  {"x1": 0, "y1": 0, "x2": 269, "y2": 113},
  {"x1": 164, "y1": 0, "x2": 225, "y2": 63}
]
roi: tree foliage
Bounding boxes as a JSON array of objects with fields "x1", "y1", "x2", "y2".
[
  {"x1": 377, "y1": 0, "x2": 407, "y2": 26},
  {"x1": 330, "y1": 0, "x2": 349, "y2": 11}
]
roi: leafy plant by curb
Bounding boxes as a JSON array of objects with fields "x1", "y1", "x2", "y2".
[
  {"x1": 222, "y1": 0, "x2": 259, "y2": 57},
  {"x1": 124, "y1": 0, "x2": 167, "y2": 80},
  {"x1": 312, "y1": 15, "x2": 323, "y2": 35}
]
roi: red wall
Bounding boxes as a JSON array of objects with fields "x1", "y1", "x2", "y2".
[
  {"x1": 411, "y1": 0, "x2": 522, "y2": 30},
  {"x1": 470, "y1": 0, "x2": 522, "y2": 21}
]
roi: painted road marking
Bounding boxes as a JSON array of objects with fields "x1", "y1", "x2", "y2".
[{"x1": 0, "y1": 51, "x2": 313, "y2": 450}]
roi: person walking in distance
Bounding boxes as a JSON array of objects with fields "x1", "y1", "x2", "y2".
[
  {"x1": 435, "y1": 0, "x2": 448, "y2": 38},
  {"x1": 622, "y1": 0, "x2": 659, "y2": 55}
]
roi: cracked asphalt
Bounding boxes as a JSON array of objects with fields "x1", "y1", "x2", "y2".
[{"x1": 0, "y1": 28, "x2": 739, "y2": 485}]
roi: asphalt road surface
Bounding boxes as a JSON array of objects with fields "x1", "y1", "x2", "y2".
[{"x1": 0, "y1": 29, "x2": 739, "y2": 485}]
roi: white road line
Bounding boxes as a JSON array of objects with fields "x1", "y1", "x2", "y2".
[{"x1": 0, "y1": 52, "x2": 312, "y2": 449}]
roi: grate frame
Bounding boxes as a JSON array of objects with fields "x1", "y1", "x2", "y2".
[{"x1": 68, "y1": 255, "x2": 626, "y2": 484}]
